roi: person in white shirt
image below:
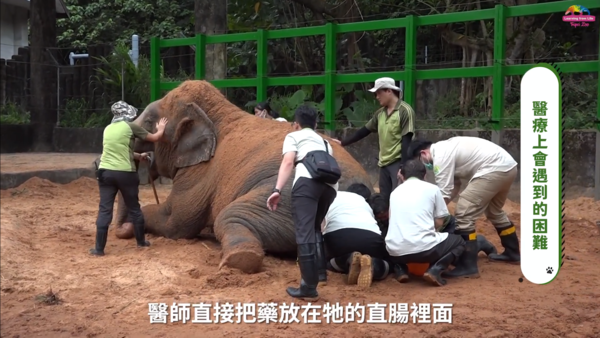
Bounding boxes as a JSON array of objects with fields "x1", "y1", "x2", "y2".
[
  {"x1": 386, "y1": 160, "x2": 466, "y2": 286},
  {"x1": 322, "y1": 183, "x2": 390, "y2": 289},
  {"x1": 409, "y1": 136, "x2": 519, "y2": 279},
  {"x1": 267, "y1": 105, "x2": 338, "y2": 301}
]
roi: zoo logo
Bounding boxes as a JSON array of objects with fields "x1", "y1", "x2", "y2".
[
  {"x1": 433, "y1": 165, "x2": 440, "y2": 175},
  {"x1": 562, "y1": 5, "x2": 595, "y2": 27}
]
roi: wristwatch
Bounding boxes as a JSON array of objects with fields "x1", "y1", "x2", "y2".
[{"x1": 272, "y1": 188, "x2": 281, "y2": 194}]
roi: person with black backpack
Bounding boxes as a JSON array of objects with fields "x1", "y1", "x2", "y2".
[{"x1": 266, "y1": 105, "x2": 341, "y2": 301}]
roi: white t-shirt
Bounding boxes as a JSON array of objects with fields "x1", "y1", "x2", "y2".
[
  {"x1": 431, "y1": 136, "x2": 518, "y2": 199},
  {"x1": 386, "y1": 178, "x2": 450, "y2": 257},
  {"x1": 323, "y1": 192, "x2": 381, "y2": 236},
  {"x1": 282, "y1": 128, "x2": 339, "y2": 190},
  {"x1": 275, "y1": 117, "x2": 287, "y2": 122}
]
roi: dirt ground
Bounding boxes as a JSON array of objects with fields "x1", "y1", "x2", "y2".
[{"x1": 1, "y1": 177, "x2": 600, "y2": 338}]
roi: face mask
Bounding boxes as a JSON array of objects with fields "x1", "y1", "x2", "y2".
[{"x1": 424, "y1": 163, "x2": 433, "y2": 171}]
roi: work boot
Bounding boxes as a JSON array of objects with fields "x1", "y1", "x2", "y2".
[
  {"x1": 423, "y1": 246, "x2": 465, "y2": 286},
  {"x1": 357, "y1": 256, "x2": 390, "y2": 289},
  {"x1": 89, "y1": 228, "x2": 108, "y2": 256},
  {"x1": 347, "y1": 252, "x2": 362, "y2": 285},
  {"x1": 488, "y1": 224, "x2": 520, "y2": 263},
  {"x1": 477, "y1": 235, "x2": 497, "y2": 256},
  {"x1": 443, "y1": 232, "x2": 480, "y2": 278},
  {"x1": 315, "y1": 232, "x2": 328, "y2": 286},
  {"x1": 393, "y1": 263, "x2": 409, "y2": 283},
  {"x1": 287, "y1": 244, "x2": 319, "y2": 301},
  {"x1": 134, "y1": 222, "x2": 150, "y2": 247}
]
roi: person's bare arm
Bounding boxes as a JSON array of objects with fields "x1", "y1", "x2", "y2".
[
  {"x1": 434, "y1": 218, "x2": 445, "y2": 231},
  {"x1": 144, "y1": 118, "x2": 169, "y2": 143}
]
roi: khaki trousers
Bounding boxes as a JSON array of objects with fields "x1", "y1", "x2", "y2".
[{"x1": 454, "y1": 167, "x2": 518, "y2": 233}]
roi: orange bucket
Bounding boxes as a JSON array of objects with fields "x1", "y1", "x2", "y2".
[{"x1": 407, "y1": 263, "x2": 430, "y2": 276}]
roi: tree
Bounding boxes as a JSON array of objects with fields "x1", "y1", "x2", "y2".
[
  {"x1": 30, "y1": 0, "x2": 58, "y2": 151},
  {"x1": 195, "y1": 0, "x2": 228, "y2": 82}
]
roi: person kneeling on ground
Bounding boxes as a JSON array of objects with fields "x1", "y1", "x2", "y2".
[
  {"x1": 368, "y1": 193, "x2": 390, "y2": 238},
  {"x1": 440, "y1": 214, "x2": 497, "y2": 257},
  {"x1": 322, "y1": 183, "x2": 390, "y2": 289},
  {"x1": 91, "y1": 101, "x2": 168, "y2": 256},
  {"x1": 386, "y1": 159, "x2": 466, "y2": 286}
]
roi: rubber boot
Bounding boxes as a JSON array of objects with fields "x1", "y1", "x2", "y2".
[
  {"x1": 286, "y1": 244, "x2": 319, "y2": 301},
  {"x1": 134, "y1": 222, "x2": 150, "y2": 247},
  {"x1": 357, "y1": 256, "x2": 390, "y2": 289},
  {"x1": 89, "y1": 228, "x2": 108, "y2": 256},
  {"x1": 393, "y1": 263, "x2": 409, "y2": 283},
  {"x1": 347, "y1": 252, "x2": 362, "y2": 285},
  {"x1": 315, "y1": 232, "x2": 327, "y2": 286},
  {"x1": 477, "y1": 235, "x2": 497, "y2": 256},
  {"x1": 442, "y1": 232, "x2": 480, "y2": 278},
  {"x1": 423, "y1": 245, "x2": 465, "y2": 286},
  {"x1": 488, "y1": 225, "x2": 520, "y2": 264}
]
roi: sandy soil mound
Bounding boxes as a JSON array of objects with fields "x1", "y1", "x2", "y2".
[{"x1": 1, "y1": 177, "x2": 599, "y2": 337}]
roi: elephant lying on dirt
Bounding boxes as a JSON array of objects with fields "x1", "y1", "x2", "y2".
[{"x1": 108, "y1": 80, "x2": 372, "y2": 273}]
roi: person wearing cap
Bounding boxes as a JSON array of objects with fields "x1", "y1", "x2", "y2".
[
  {"x1": 90, "y1": 101, "x2": 168, "y2": 256},
  {"x1": 332, "y1": 77, "x2": 416, "y2": 202}
]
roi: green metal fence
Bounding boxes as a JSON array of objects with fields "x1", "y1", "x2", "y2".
[{"x1": 150, "y1": 0, "x2": 600, "y2": 132}]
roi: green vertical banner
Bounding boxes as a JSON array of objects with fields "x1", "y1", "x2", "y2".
[{"x1": 520, "y1": 63, "x2": 563, "y2": 284}]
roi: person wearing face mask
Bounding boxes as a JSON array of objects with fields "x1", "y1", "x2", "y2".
[
  {"x1": 254, "y1": 102, "x2": 288, "y2": 122},
  {"x1": 332, "y1": 77, "x2": 416, "y2": 203},
  {"x1": 91, "y1": 101, "x2": 168, "y2": 256},
  {"x1": 408, "y1": 137, "x2": 519, "y2": 279}
]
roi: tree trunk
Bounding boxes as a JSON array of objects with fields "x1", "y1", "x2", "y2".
[
  {"x1": 195, "y1": 0, "x2": 228, "y2": 86},
  {"x1": 30, "y1": 0, "x2": 57, "y2": 151}
]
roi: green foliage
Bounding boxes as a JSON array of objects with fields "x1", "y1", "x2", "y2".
[
  {"x1": 57, "y1": 0, "x2": 194, "y2": 48},
  {"x1": 0, "y1": 102, "x2": 30, "y2": 125},
  {"x1": 92, "y1": 42, "x2": 152, "y2": 109}
]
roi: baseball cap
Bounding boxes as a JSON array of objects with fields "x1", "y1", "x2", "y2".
[{"x1": 368, "y1": 77, "x2": 402, "y2": 93}]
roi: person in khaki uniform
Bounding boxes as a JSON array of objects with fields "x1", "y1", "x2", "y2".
[
  {"x1": 333, "y1": 77, "x2": 416, "y2": 202},
  {"x1": 408, "y1": 136, "x2": 519, "y2": 278}
]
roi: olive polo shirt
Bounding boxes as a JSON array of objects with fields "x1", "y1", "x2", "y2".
[
  {"x1": 99, "y1": 121, "x2": 149, "y2": 172},
  {"x1": 364, "y1": 100, "x2": 416, "y2": 167}
]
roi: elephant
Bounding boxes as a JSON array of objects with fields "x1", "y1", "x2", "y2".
[{"x1": 110, "y1": 80, "x2": 372, "y2": 274}]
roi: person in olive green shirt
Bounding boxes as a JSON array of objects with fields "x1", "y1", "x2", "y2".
[
  {"x1": 333, "y1": 77, "x2": 416, "y2": 202},
  {"x1": 90, "y1": 101, "x2": 168, "y2": 256}
]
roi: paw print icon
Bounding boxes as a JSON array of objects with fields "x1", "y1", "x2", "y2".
[{"x1": 546, "y1": 267, "x2": 554, "y2": 274}]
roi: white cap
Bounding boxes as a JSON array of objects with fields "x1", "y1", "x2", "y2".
[{"x1": 368, "y1": 77, "x2": 402, "y2": 93}]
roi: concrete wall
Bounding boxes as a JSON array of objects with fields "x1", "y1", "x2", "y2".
[
  {"x1": 1, "y1": 125, "x2": 597, "y2": 197},
  {"x1": 0, "y1": 3, "x2": 28, "y2": 60}
]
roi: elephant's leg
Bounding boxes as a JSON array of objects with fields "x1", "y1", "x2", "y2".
[
  {"x1": 214, "y1": 186, "x2": 295, "y2": 274},
  {"x1": 141, "y1": 189, "x2": 204, "y2": 239}
]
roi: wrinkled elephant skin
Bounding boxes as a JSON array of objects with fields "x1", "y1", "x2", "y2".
[{"x1": 114, "y1": 80, "x2": 372, "y2": 274}]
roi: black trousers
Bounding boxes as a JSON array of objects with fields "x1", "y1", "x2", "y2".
[
  {"x1": 96, "y1": 169, "x2": 144, "y2": 230},
  {"x1": 291, "y1": 177, "x2": 337, "y2": 244},
  {"x1": 379, "y1": 159, "x2": 402, "y2": 202},
  {"x1": 324, "y1": 228, "x2": 389, "y2": 261},
  {"x1": 388, "y1": 234, "x2": 465, "y2": 265}
]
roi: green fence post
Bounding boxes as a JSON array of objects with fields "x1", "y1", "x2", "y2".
[
  {"x1": 256, "y1": 29, "x2": 268, "y2": 103},
  {"x1": 491, "y1": 4, "x2": 506, "y2": 145},
  {"x1": 324, "y1": 22, "x2": 337, "y2": 136},
  {"x1": 150, "y1": 37, "x2": 161, "y2": 102},
  {"x1": 195, "y1": 34, "x2": 206, "y2": 79},
  {"x1": 404, "y1": 16, "x2": 417, "y2": 107},
  {"x1": 595, "y1": 31, "x2": 600, "y2": 200}
]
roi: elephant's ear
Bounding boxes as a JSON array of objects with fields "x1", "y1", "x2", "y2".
[{"x1": 172, "y1": 102, "x2": 217, "y2": 168}]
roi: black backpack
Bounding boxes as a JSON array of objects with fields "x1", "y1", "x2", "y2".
[{"x1": 297, "y1": 138, "x2": 342, "y2": 185}]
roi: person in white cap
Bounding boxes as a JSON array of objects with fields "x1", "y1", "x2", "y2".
[
  {"x1": 90, "y1": 101, "x2": 168, "y2": 256},
  {"x1": 333, "y1": 77, "x2": 416, "y2": 202}
]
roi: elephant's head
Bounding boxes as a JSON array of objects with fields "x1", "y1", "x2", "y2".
[{"x1": 133, "y1": 99, "x2": 218, "y2": 179}]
